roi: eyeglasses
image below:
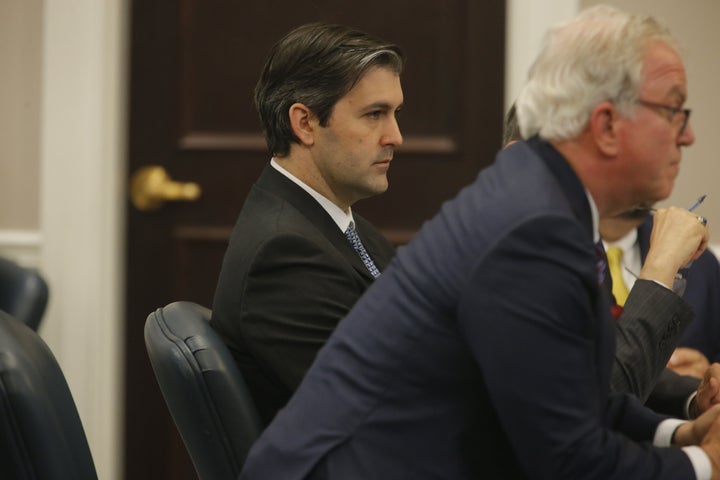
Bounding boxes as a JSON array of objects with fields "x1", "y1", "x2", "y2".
[{"x1": 635, "y1": 99, "x2": 691, "y2": 136}]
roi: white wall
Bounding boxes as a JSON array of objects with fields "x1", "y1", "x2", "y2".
[
  {"x1": 505, "y1": 0, "x2": 580, "y2": 109},
  {"x1": 39, "y1": 1, "x2": 127, "y2": 479},
  {"x1": 0, "y1": 1, "x2": 43, "y2": 265},
  {"x1": 0, "y1": 1, "x2": 41, "y2": 230}
]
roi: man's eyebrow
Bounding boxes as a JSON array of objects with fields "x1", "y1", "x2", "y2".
[
  {"x1": 363, "y1": 101, "x2": 403, "y2": 111},
  {"x1": 667, "y1": 86, "x2": 686, "y2": 104}
]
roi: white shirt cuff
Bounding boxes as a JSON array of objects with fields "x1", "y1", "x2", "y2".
[
  {"x1": 682, "y1": 446, "x2": 712, "y2": 480},
  {"x1": 651, "y1": 279, "x2": 672, "y2": 290},
  {"x1": 654, "y1": 418, "x2": 686, "y2": 446},
  {"x1": 685, "y1": 390, "x2": 699, "y2": 419},
  {"x1": 654, "y1": 419, "x2": 712, "y2": 479}
]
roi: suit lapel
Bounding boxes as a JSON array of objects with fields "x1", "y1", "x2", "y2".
[{"x1": 255, "y1": 165, "x2": 378, "y2": 281}]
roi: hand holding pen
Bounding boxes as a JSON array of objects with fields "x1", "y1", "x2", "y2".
[
  {"x1": 688, "y1": 194, "x2": 707, "y2": 226},
  {"x1": 649, "y1": 194, "x2": 707, "y2": 225},
  {"x1": 640, "y1": 199, "x2": 710, "y2": 287}
]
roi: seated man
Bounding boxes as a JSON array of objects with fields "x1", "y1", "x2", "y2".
[
  {"x1": 210, "y1": 23, "x2": 404, "y2": 424},
  {"x1": 241, "y1": 6, "x2": 720, "y2": 479},
  {"x1": 602, "y1": 208, "x2": 720, "y2": 416},
  {"x1": 602, "y1": 208, "x2": 720, "y2": 372},
  {"x1": 505, "y1": 96, "x2": 719, "y2": 420}
]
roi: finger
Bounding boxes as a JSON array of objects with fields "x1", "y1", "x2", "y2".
[
  {"x1": 710, "y1": 378, "x2": 720, "y2": 399},
  {"x1": 670, "y1": 348, "x2": 707, "y2": 365}
]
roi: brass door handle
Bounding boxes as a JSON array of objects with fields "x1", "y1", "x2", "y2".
[{"x1": 130, "y1": 165, "x2": 201, "y2": 211}]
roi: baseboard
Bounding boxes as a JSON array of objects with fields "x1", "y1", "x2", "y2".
[{"x1": 0, "y1": 229, "x2": 42, "y2": 267}]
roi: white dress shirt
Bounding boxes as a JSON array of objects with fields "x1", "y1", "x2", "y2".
[{"x1": 270, "y1": 158, "x2": 354, "y2": 233}]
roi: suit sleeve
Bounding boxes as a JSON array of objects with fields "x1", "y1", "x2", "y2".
[
  {"x1": 457, "y1": 216, "x2": 694, "y2": 479},
  {"x1": 240, "y1": 233, "x2": 368, "y2": 391},
  {"x1": 645, "y1": 368, "x2": 701, "y2": 419},
  {"x1": 611, "y1": 280, "x2": 695, "y2": 402}
]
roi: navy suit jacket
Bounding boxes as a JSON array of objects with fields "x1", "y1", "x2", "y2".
[
  {"x1": 240, "y1": 139, "x2": 694, "y2": 479},
  {"x1": 210, "y1": 165, "x2": 395, "y2": 424},
  {"x1": 638, "y1": 217, "x2": 720, "y2": 362}
]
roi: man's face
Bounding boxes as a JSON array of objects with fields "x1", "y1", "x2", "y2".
[
  {"x1": 617, "y1": 41, "x2": 695, "y2": 205},
  {"x1": 311, "y1": 66, "x2": 404, "y2": 210}
]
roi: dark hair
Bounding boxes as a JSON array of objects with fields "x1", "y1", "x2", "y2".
[
  {"x1": 502, "y1": 102, "x2": 522, "y2": 146},
  {"x1": 254, "y1": 23, "x2": 405, "y2": 157}
]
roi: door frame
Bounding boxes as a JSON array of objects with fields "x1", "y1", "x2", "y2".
[{"x1": 38, "y1": 0, "x2": 128, "y2": 479}]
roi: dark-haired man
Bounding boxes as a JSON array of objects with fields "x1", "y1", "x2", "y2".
[{"x1": 210, "y1": 23, "x2": 404, "y2": 424}]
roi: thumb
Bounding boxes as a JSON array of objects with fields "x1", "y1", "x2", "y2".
[{"x1": 711, "y1": 378, "x2": 720, "y2": 403}]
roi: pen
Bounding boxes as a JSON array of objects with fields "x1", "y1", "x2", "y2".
[{"x1": 688, "y1": 194, "x2": 707, "y2": 212}]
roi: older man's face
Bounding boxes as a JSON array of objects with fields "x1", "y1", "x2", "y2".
[{"x1": 618, "y1": 41, "x2": 695, "y2": 205}]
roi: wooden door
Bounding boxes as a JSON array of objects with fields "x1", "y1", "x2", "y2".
[{"x1": 125, "y1": 1, "x2": 505, "y2": 478}]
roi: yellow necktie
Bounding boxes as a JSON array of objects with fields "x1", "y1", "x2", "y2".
[{"x1": 606, "y1": 247, "x2": 629, "y2": 306}]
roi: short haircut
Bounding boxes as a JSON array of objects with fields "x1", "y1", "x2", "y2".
[
  {"x1": 516, "y1": 5, "x2": 681, "y2": 142},
  {"x1": 254, "y1": 23, "x2": 405, "y2": 157}
]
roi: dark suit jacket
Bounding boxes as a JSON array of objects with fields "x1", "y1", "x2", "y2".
[
  {"x1": 610, "y1": 278, "x2": 694, "y2": 409},
  {"x1": 607, "y1": 270, "x2": 697, "y2": 418},
  {"x1": 638, "y1": 216, "x2": 720, "y2": 362},
  {"x1": 240, "y1": 138, "x2": 694, "y2": 479},
  {"x1": 210, "y1": 165, "x2": 395, "y2": 424},
  {"x1": 633, "y1": 216, "x2": 720, "y2": 417}
]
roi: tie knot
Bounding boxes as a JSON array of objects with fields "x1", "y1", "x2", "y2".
[{"x1": 606, "y1": 246, "x2": 623, "y2": 265}]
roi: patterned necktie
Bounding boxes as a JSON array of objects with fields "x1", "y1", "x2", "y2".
[
  {"x1": 606, "y1": 247, "x2": 629, "y2": 306},
  {"x1": 594, "y1": 241, "x2": 607, "y2": 286},
  {"x1": 344, "y1": 223, "x2": 381, "y2": 278}
]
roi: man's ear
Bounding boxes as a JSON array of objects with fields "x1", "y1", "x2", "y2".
[
  {"x1": 589, "y1": 101, "x2": 620, "y2": 157},
  {"x1": 289, "y1": 103, "x2": 316, "y2": 146}
]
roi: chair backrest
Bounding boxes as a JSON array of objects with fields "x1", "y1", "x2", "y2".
[
  {"x1": 144, "y1": 301, "x2": 263, "y2": 480},
  {"x1": 0, "y1": 311, "x2": 97, "y2": 480},
  {"x1": 0, "y1": 256, "x2": 49, "y2": 330}
]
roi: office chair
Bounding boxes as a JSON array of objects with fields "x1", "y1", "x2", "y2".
[
  {"x1": 0, "y1": 256, "x2": 49, "y2": 330},
  {"x1": 0, "y1": 310, "x2": 97, "y2": 480},
  {"x1": 145, "y1": 301, "x2": 263, "y2": 480}
]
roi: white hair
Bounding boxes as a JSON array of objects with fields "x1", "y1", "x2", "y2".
[{"x1": 516, "y1": 5, "x2": 681, "y2": 141}]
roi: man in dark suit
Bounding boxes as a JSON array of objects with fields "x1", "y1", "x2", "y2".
[
  {"x1": 210, "y1": 24, "x2": 403, "y2": 424},
  {"x1": 602, "y1": 210, "x2": 720, "y2": 417},
  {"x1": 241, "y1": 6, "x2": 720, "y2": 479},
  {"x1": 506, "y1": 94, "x2": 719, "y2": 422}
]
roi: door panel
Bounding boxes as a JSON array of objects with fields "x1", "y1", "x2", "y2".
[{"x1": 126, "y1": 1, "x2": 505, "y2": 478}]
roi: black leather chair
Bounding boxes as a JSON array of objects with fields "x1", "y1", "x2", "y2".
[
  {"x1": 144, "y1": 301, "x2": 262, "y2": 480},
  {"x1": 0, "y1": 311, "x2": 97, "y2": 479},
  {"x1": 0, "y1": 256, "x2": 49, "y2": 330}
]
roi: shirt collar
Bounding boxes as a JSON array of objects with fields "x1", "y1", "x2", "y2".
[
  {"x1": 602, "y1": 227, "x2": 638, "y2": 253},
  {"x1": 585, "y1": 190, "x2": 600, "y2": 243},
  {"x1": 270, "y1": 158, "x2": 354, "y2": 232}
]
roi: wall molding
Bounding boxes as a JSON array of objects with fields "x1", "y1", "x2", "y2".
[{"x1": 0, "y1": 229, "x2": 42, "y2": 267}]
